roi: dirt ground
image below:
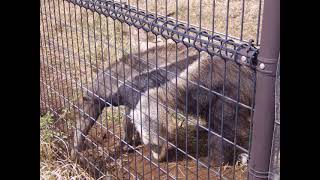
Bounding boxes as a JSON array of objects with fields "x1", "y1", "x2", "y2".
[{"x1": 51, "y1": 107, "x2": 248, "y2": 180}]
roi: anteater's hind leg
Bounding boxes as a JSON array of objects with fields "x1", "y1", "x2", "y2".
[{"x1": 201, "y1": 132, "x2": 235, "y2": 168}]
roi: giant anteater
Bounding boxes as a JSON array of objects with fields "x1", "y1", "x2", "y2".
[
  {"x1": 72, "y1": 43, "x2": 201, "y2": 156},
  {"x1": 127, "y1": 52, "x2": 255, "y2": 165}
]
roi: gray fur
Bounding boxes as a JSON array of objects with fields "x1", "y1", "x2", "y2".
[
  {"x1": 72, "y1": 44, "x2": 200, "y2": 154},
  {"x1": 128, "y1": 54, "x2": 255, "y2": 165}
]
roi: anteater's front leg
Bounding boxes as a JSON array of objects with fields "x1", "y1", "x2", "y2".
[
  {"x1": 121, "y1": 108, "x2": 142, "y2": 152},
  {"x1": 71, "y1": 95, "x2": 105, "y2": 159}
]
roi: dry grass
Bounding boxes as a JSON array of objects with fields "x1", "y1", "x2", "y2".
[
  {"x1": 40, "y1": 113, "x2": 96, "y2": 180},
  {"x1": 40, "y1": 0, "x2": 263, "y2": 81},
  {"x1": 40, "y1": 0, "x2": 263, "y2": 112},
  {"x1": 133, "y1": 0, "x2": 263, "y2": 43}
]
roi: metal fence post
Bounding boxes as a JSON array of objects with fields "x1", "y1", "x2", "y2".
[{"x1": 248, "y1": 0, "x2": 280, "y2": 179}]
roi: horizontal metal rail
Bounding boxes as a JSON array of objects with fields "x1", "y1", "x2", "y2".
[{"x1": 65, "y1": 0, "x2": 259, "y2": 67}]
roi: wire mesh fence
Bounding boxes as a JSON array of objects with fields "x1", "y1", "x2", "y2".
[{"x1": 40, "y1": 0, "x2": 279, "y2": 179}]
